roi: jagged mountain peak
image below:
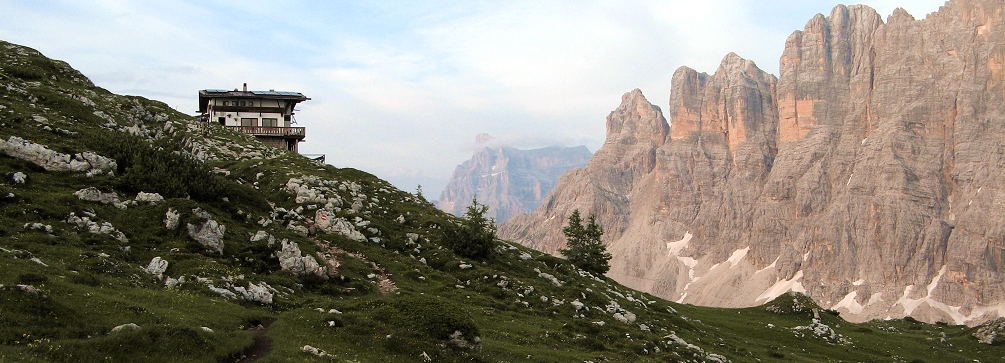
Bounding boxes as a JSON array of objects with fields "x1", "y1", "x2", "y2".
[{"x1": 502, "y1": 0, "x2": 1005, "y2": 327}]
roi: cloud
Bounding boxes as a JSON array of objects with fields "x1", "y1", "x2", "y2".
[{"x1": 0, "y1": 0, "x2": 948, "y2": 196}]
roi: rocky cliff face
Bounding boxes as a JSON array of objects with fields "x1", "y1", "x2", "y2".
[
  {"x1": 500, "y1": 0, "x2": 1005, "y2": 325},
  {"x1": 437, "y1": 137, "x2": 591, "y2": 223}
]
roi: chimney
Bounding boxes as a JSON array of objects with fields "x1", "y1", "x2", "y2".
[{"x1": 243, "y1": 83, "x2": 247, "y2": 92}]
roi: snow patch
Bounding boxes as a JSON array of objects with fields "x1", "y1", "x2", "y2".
[
  {"x1": 727, "y1": 247, "x2": 749, "y2": 268},
  {"x1": 852, "y1": 279, "x2": 865, "y2": 286},
  {"x1": 755, "y1": 270, "x2": 806, "y2": 303},
  {"x1": 755, "y1": 257, "x2": 779, "y2": 274},
  {"x1": 893, "y1": 266, "x2": 972, "y2": 324},
  {"x1": 666, "y1": 231, "x2": 692, "y2": 256},
  {"x1": 831, "y1": 291, "x2": 865, "y2": 314},
  {"x1": 867, "y1": 292, "x2": 884, "y2": 306}
]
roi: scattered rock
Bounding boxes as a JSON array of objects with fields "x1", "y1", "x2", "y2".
[
  {"x1": 606, "y1": 301, "x2": 636, "y2": 323},
  {"x1": 302, "y1": 345, "x2": 333, "y2": 358},
  {"x1": 165, "y1": 276, "x2": 184, "y2": 289},
  {"x1": 134, "y1": 192, "x2": 164, "y2": 204},
  {"x1": 145, "y1": 257, "x2": 168, "y2": 279},
  {"x1": 250, "y1": 230, "x2": 275, "y2": 246},
  {"x1": 571, "y1": 300, "x2": 585, "y2": 311},
  {"x1": 208, "y1": 285, "x2": 238, "y2": 299},
  {"x1": 164, "y1": 208, "x2": 180, "y2": 230},
  {"x1": 66, "y1": 212, "x2": 128, "y2": 243},
  {"x1": 276, "y1": 239, "x2": 326, "y2": 277},
  {"x1": 23, "y1": 222, "x2": 53, "y2": 234},
  {"x1": 234, "y1": 282, "x2": 273, "y2": 304},
  {"x1": 1, "y1": 136, "x2": 116, "y2": 175},
  {"x1": 74, "y1": 187, "x2": 127, "y2": 209},
  {"x1": 538, "y1": 271, "x2": 562, "y2": 287},
  {"x1": 974, "y1": 317, "x2": 1005, "y2": 345},
  {"x1": 447, "y1": 330, "x2": 482, "y2": 351},
  {"x1": 14, "y1": 284, "x2": 40, "y2": 295},
  {"x1": 111, "y1": 323, "x2": 140, "y2": 333},
  {"x1": 187, "y1": 214, "x2": 225, "y2": 254},
  {"x1": 286, "y1": 222, "x2": 309, "y2": 237},
  {"x1": 791, "y1": 309, "x2": 850, "y2": 344},
  {"x1": 12, "y1": 172, "x2": 26, "y2": 184},
  {"x1": 315, "y1": 213, "x2": 365, "y2": 242}
]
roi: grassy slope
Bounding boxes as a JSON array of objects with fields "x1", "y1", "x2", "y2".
[{"x1": 0, "y1": 40, "x2": 1000, "y2": 363}]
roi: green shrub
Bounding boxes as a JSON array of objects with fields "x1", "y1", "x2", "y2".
[
  {"x1": 87, "y1": 131, "x2": 267, "y2": 210},
  {"x1": 389, "y1": 294, "x2": 479, "y2": 340}
]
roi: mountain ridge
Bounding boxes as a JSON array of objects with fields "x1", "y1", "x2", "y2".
[
  {"x1": 437, "y1": 141, "x2": 591, "y2": 223},
  {"x1": 500, "y1": 0, "x2": 1005, "y2": 326},
  {"x1": 0, "y1": 9, "x2": 1003, "y2": 361}
]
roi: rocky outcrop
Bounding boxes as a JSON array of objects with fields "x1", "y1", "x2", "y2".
[
  {"x1": 974, "y1": 317, "x2": 1005, "y2": 344},
  {"x1": 276, "y1": 239, "x2": 326, "y2": 277},
  {"x1": 187, "y1": 208, "x2": 225, "y2": 254},
  {"x1": 145, "y1": 257, "x2": 168, "y2": 279},
  {"x1": 501, "y1": 0, "x2": 1005, "y2": 325},
  {"x1": 134, "y1": 192, "x2": 164, "y2": 205},
  {"x1": 1, "y1": 136, "x2": 116, "y2": 176},
  {"x1": 66, "y1": 212, "x2": 128, "y2": 243},
  {"x1": 438, "y1": 135, "x2": 591, "y2": 223},
  {"x1": 74, "y1": 187, "x2": 127, "y2": 209},
  {"x1": 164, "y1": 208, "x2": 180, "y2": 230}
]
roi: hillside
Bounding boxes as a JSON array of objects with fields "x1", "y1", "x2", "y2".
[
  {"x1": 0, "y1": 40, "x2": 1003, "y2": 362},
  {"x1": 501, "y1": 0, "x2": 1005, "y2": 326},
  {"x1": 438, "y1": 138, "x2": 591, "y2": 223}
]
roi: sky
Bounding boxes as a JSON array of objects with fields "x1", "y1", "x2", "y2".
[{"x1": 0, "y1": 0, "x2": 947, "y2": 196}]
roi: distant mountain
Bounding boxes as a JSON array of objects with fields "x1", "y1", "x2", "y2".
[
  {"x1": 437, "y1": 136, "x2": 591, "y2": 223},
  {"x1": 501, "y1": 0, "x2": 1005, "y2": 326},
  {"x1": 3, "y1": 21, "x2": 1005, "y2": 362}
]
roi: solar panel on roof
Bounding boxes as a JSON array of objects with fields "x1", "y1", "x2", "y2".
[
  {"x1": 250, "y1": 90, "x2": 281, "y2": 95},
  {"x1": 203, "y1": 89, "x2": 229, "y2": 93},
  {"x1": 277, "y1": 91, "x2": 302, "y2": 96}
]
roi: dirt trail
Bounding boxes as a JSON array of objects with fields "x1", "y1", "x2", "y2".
[
  {"x1": 312, "y1": 238, "x2": 397, "y2": 295},
  {"x1": 232, "y1": 319, "x2": 274, "y2": 363}
]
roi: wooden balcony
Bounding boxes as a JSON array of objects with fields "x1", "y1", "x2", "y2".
[{"x1": 227, "y1": 126, "x2": 305, "y2": 138}]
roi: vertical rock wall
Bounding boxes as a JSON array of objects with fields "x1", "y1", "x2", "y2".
[{"x1": 500, "y1": 0, "x2": 1005, "y2": 325}]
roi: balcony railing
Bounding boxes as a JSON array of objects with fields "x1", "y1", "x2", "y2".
[{"x1": 227, "y1": 126, "x2": 305, "y2": 137}]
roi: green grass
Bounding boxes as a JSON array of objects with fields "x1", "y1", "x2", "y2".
[{"x1": 0, "y1": 38, "x2": 1002, "y2": 363}]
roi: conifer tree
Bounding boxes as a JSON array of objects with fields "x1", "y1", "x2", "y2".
[
  {"x1": 443, "y1": 197, "x2": 497, "y2": 260},
  {"x1": 560, "y1": 210, "x2": 611, "y2": 275}
]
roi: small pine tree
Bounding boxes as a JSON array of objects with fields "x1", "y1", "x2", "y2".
[
  {"x1": 560, "y1": 210, "x2": 611, "y2": 275},
  {"x1": 443, "y1": 197, "x2": 497, "y2": 260},
  {"x1": 415, "y1": 184, "x2": 425, "y2": 201}
]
